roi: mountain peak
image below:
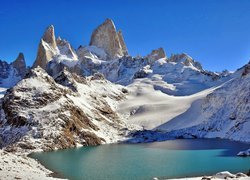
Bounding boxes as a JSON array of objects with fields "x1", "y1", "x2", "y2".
[
  {"x1": 89, "y1": 19, "x2": 128, "y2": 60},
  {"x1": 147, "y1": 47, "x2": 166, "y2": 61},
  {"x1": 104, "y1": 18, "x2": 115, "y2": 26},
  {"x1": 11, "y1": 52, "x2": 26, "y2": 78},
  {"x1": 42, "y1": 25, "x2": 57, "y2": 49},
  {"x1": 33, "y1": 25, "x2": 58, "y2": 69}
]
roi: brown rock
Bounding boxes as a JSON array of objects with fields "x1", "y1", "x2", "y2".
[
  {"x1": 42, "y1": 25, "x2": 57, "y2": 49},
  {"x1": 117, "y1": 30, "x2": 128, "y2": 55},
  {"x1": 32, "y1": 25, "x2": 57, "y2": 69},
  {"x1": 90, "y1": 19, "x2": 127, "y2": 60},
  {"x1": 147, "y1": 47, "x2": 166, "y2": 61}
]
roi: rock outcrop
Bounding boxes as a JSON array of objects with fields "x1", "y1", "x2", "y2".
[
  {"x1": 11, "y1": 53, "x2": 26, "y2": 78},
  {"x1": 41, "y1": 25, "x2": 57, "y2": 49},
  {"x1": 0, "y1": 53, "x2": 27, "y2": 88},
  {"x1": 146, "y1": 47, "x2": 166, "y2": 61},
  {"x1": 33, "y1": 25, "x2": 58, "y2": 69},
  {"x1": 90, "y1": 19, "x2": 128, "y2": 60},
  {"x1": 117, "y1": 30, "x2": 128, "y2": 56}
]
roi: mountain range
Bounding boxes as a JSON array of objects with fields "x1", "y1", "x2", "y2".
[{"x1": 0, "y1": 19, "x2": 249, "y2": 152}]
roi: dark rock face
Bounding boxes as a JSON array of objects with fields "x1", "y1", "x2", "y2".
[
  {"x1": 241, "y1": 62, "x2": 250, "y2": 77},
  {"x1": 133, "y1": 69, "x2": 149, "y2": 79},
  {"x1": 54, "y1": 68, "x2": 87, "y2": 92},
  {"x1": 146, "y1": 47, "x2": 166, "y2": 61},
  {"x1": 11, "y1": 53, "x2": 27, "y2": 78},
  {"x1": 0, "y1": 53, "x2": 27, "y2": 87},
  {"x1": 0, "y1": 60, "x2": 11, "y2": 80}
]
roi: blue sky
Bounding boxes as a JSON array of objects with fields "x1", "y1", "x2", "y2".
[{"x1": 0, "y1": 0, "x2": 250, "y2": 71}]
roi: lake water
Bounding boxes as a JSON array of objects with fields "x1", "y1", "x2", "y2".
[{"x1": 30, "y1": 139, "x2": 250, "y2": 180}]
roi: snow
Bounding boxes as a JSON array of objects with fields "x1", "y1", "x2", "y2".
[
  {"x1": 0, "y1": 150, "x2": 64, "y2": 180},
  {"x1": 121, "y1": 70, "x2": 250, "y2": 143},
  {"x1": 0, "y1": 67, "x2": 22, "y2": 88},
  {"x1": 237, "y1": 149, "x2": 250, "y2": 156},
  {"x1": 118, "y1": 78, "x2": 218, "y2": 130},
  {"x1": 0, "y1": 87, "x2": 7, "y2": 98},
  {"x1": 84, "y1": 45, "x2": 107, "y2": 60}
]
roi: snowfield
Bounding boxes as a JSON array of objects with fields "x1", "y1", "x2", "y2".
[{"x1": 118, "y1": 78, "x2": 218, "y2": 130}]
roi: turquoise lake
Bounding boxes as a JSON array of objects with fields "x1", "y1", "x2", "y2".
[{"x1": 30, "y1": 139, "x2": 250, "y2": 180}]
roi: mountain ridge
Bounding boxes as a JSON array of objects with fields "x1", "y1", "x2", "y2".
[{"x1": 0, "y1": 18, "x2": 249, "y2": 154}]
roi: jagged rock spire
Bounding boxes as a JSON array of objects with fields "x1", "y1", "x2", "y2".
[
  {"x1": 42, "y1": 25, "x2": 57, "y2": 49},
  {"x1": 117, "y1": 30, "x2": 128, "y2": 56},
  {"x1": 11, "y1": 52, "x2": 26, "y2": 77},
  {"x1": 33, "y1": 25, "x2": 58, "y2": 69},
  {"x1": 147, "y1": 47, "x2": 166, "y2": 61},
  {"x1": 89, "y1": 19, "x2": 128, "y2": 60}
]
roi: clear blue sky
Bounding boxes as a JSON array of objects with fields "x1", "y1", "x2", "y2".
[{"x1": 1, "y1": 0, "x2": 250, "y2": 71}]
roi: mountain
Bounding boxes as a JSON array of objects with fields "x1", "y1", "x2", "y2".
[
  {"x1": 0, "y1": 18, "x2": 249, "y2": 154},
  {"x1": 0, "y1": 67, "x2": 134, "y2": 152},
  {"x1": 166, "y1": 62, "x2": 250, "y2": 142},
  {"x1": 33, "y1": 25, "x2": 78, "y2": 70},
  {"x1": 90, "y1": 19, "x2": 128, "y2": 59},
  {"x1": 0, "y1": 53, "x2": 27, "y2": 99},
  {"x1": 31, "y1": 19, "x2": 225, "y2": 96},
  {"x1": 123, "y1": 62, "x2": 250, "y2": 143}
]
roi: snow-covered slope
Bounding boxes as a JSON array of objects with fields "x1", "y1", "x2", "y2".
[
  {"x1": 124, "y1": 63, "x2": 250, "y2": 143},
  {"x1": 165, "y1": 66, "x2": 250, "y2": 143},
  {"x1": 0, "y1": 67, "x2": 134, "y2": 152},
  {"x1": 118, "y1": 78, "x2": 217, "y2": 130}
]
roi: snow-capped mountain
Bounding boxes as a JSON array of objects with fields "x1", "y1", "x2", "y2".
[
  {"x1": 0, "y1": 53, "x2": 27, "y2": 88},
  {"x1": 30, "y1": 19, "x2": 229, "y2": 97},
  {"x1": 0, "y1": 18, "x2": 249, "y2": 153},
  {"x1": 0, "y1": 67, "x2": 134, "y2": 151},
  {"x1": 0, "y1": 53, "x2": 27, "y2": 98},
  {"x1": 164, "y1": 62, "x2": 250, "y2": 142},
  {"x1": 123, "y1": 62, "x2": 250, "y2": 143}
]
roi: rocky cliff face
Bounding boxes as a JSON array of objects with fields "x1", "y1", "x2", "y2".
[
  {"x1": 33, "y1": 25, "x2": 58, "y2": 69},
  {"x1": 0, "y1": 67, "x2": 132, "y2": 151},
  {"x1": 0, "y1": 53, "x2": 27, "y2": 88},
  {"x1": 117, "y1": 30, "x2": 128, "y2": 56},
  {"x1": 42, "y1": 25, "x2": 57, "y2": 49},
  {"x1": 146, "y1": 47, "x2": 166, "y2": 61},
  {"x1": 11, "y1": 53, "x2": 27, "y2": 78},
  {"x1": 90, "y1": 19, "x2": 128, "y2": 60},
  {"x1": 32, "y1": 25, "x2": 78, "y2": 71}
]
